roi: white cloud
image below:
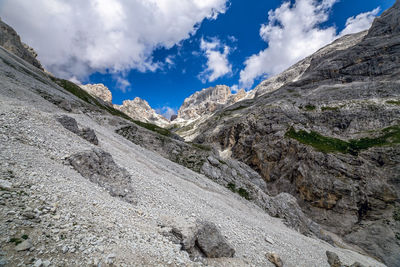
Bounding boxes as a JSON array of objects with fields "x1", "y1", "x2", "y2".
[
  {"x1": 156, "y1": 106, "x2": 177, "y2": 120},
  {"x1": 198, "y1": 37, "x2": 232, "y2": 83},
  {"x1": 239, "y1": 0, "x2": 379, "y2": 89},
  {"x1": 115, "y1": 77, "x2": 131, "y2": 93},
  {"x1": 339, "y1": 7, "x2": 380, "y2": 36},
  {"x1": 0, "y1": 0, "x2": 228, "y2": 80}
]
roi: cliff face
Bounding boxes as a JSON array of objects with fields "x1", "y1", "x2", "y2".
[
  {"x1": 81, "y1": 84, "x2": 112, "y2": 104},
  {"x1": 0, "y1": 18, "x2": 43, "y2": 70},
  {"x1": 114, "y1": 97, "x2": 170, "y2": 127},
  {"x1": 177, "y1": 85, "x2": 247, "y2": 121},
  {"x1": 192, "y1": 2, "x2": 400, "y2": 266}
]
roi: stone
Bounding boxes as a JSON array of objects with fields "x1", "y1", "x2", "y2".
[
  {"x1": 42, "y1": 260, "x2": 51, "y2": 267},
  {"x1": 79, "y1": 128, "x2": 99, "y2": 145},
  {"x1": 33, "y1": 259, "x2": 43, "y2": 267},
  {"x1": 56, "y1": 116, "x2": 80, "y2": 134},
  {"x1": 266, "y1": 252, "x2": 283, "y2": 267},
  {"x1": 0, "y1": 179, "x2": 12, "y2": 191},
  {"x1": 196, "y1": 221, "x2": 235, "y2": 258},
  {"x1": 326, "y1": 251, "x2": 342, "y2": 267},
  {"x1": 15, "y1": 240, "x2": 33, "y2": 251},
  {"x1": 67, "y1": 149, "x2": 135, "y2": 203}
]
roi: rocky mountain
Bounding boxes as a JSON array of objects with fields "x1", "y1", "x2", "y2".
[
  {"x1": 81, "y1": 84, "x2": 112, "y2": 103},
  {"x1": 191, "y1": 2, "x2": 400, "y2": 266},
  {"x1": 114, "y1": 97, "x2": 170, "y2": 127},
  {"x1": 0, "y1": 15, "x2": 387, "y2": 267},
  {"x1": 0, "y1": 18, "x2": 43, "y2": 70},
  {"x1": 177, "y1": 85, "x2": 247, "y2": 121}
]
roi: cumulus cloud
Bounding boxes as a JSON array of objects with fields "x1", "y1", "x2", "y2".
[
  {"x1": 156, "y1": 106, "x2": 177, "y2": 120},
  {"x1": 115, "y1": 77, "x2": 131, "y2": 93},
  {"x1": 198, "y1": 37, "x2": 232, "y2": 83},
  {"x1": 239, "y1": 0, "x2": 380, "y2": 89},
  {"x1": 0, "y1": 0, "x2": 228, "y2": 80},
  {"x1": 339, "y1": 7, "x2": 380, "y2": 36}
]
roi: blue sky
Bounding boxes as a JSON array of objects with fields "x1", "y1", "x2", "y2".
[{"x1": 0, "y1": 0, "x2": 395, "y2": 118}]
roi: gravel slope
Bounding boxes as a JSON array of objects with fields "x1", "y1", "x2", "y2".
[{"x1": 0, "y1": 47, "x2": 386, "y2": 266}]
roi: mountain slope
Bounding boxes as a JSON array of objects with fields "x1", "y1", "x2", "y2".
[
  {"x1": 192, "y1": 2, "x2": 400, "y2": 266},
  {"x1": 0, "y1": 21, "x2": 385, "y2": 267}
]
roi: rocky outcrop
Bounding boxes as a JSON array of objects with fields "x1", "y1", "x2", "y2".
[
  {"x1": 56, "y1": 115, "x2": 98, "y2": 145},
  {"x1": 114, "y1": 97, "x2": 170, "y2": 128},
  {"x1": 0, "y1": 18, "x2": 43, "y2": 70},
  {"x1": 192, "y1": 2, "x2": 400, "y2": 266},
  {"x1": 67, "y1": 149, "x2": 135, "y2": 204},
  {"x1": 81, "y1": 84, "x2": 112, "y2": 103},
  {"x1": 177, "y1": 85, "x2": 247, "y2": 121},
  {"x1": 248, "y1": 30, "x2": 368, "y2": 98}
]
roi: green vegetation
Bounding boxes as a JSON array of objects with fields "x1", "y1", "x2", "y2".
[
  {"x1": 9, "y1": 237, "x2": 22, "y2": 245},
  {"x1": 394, "y1": 207, "x2": 400, "y2": 221},
  {"x1": 190, "y1": 142, "x2": 212, "y2": 151},
  {"x1": 387, "y1": 100, "x2": 400, "y2": 106},
  {"x1": 227, "y1": 183, "x2": 236, "y2": 192},
  {"x1": 131, "y1": 120, "x2": 173, "y2": 137},
  {"x1": 321, "y1": 106, "x2": 340, "y2": 112},
  {"x1": 286, "y1": 125, "x2": 400, "y2": 155},
  {"x1": 304, "y1": 104, "x2": 316, "y2": 111},
  {"x1": 238, "y1": 187, "x2": 251, "y2": 200},
  {"x1": 21, "y1": 234, "x2": 29, "y2": 240},
  {"x1": 226, "y1": 183, "x2": 251, "y2": 200}
]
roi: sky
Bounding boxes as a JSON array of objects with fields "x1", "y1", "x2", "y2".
[{"x1": 0, "y1": 0, "x2": 395, "y2": 118}]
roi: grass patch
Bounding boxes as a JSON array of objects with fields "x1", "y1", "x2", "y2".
[
  {"x1": 286, "y1": 125, "x2": 400, "y2": 155},
  {"x1": 394, "y1": 207, "x2": 400, "y2": 221},
  {"x1": 190, "y1": 142, "x2": 212, "y2": 151},
  {"x1": 321, "y1": 106, "x2": 340, "y2": 112},
  {"x1": 304, "y1": 104, "x2": 316, "y2": 111},
  {"x1": 238, "y1": 188, "x2": 251, "y2": 200},
  {"x1": 226, "y1": 183, "x2": 251, "y2": 200},
  {"x1": 387, "y1": 100, "x2": 400, "y2": 106},
  {"x1": 131, "y1": 120, "x2": 173, "y2": 137},
  {"x1": 21, "y1": 234, "x2": 29, "y2": 240},
  {"x1": 227, "y1": 183, "x2": 236, "y2": 192}
]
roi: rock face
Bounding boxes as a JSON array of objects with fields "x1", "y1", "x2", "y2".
[
  {"x1": 67, "y1": 149, "x2": 135, "y2": 204},
  {"x1": 56, "y1": 115, "x2": 99, "y2": 145},
  {"x1": 192, "y1": 2, "x2": 400, "y2": 266},
  {"x1": 81, "y1": 84, "x2": 112, "y2": 103},
  {"x1": 114, "y1": 97, "x2": 170, "y2": 127},
  {"x1": 0, "y1": 18, "x2": 43, "y2": 70},
  {"x1": 177, "y1": 85, "x2": 247, "y2": 121}
]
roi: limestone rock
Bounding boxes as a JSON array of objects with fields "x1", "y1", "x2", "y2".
[
  {"x1": 114, "y1": 97, "x2": 170, "y2": 128},
  {"x1": 0, "y1": 179, "x2": 12, "y2": 191},
  {"x1": 56, "y1": 116, "x2": 98, "y2": 145},
  {"x1": 177, "y1": 85, "x2": 247, "y2": 121},
  {"x1": 81, "y1": 84, "x2": 112, "y2": 103},
  {"x1": 15, "y1": 240, "x2": 32, "y2": 251},
  {"x1": 196, "y1": 221, "x2": 235, "y2": 258},
  {"x1": 67, "y1": 149, "x2": 135, "y2": 203},
  {"x1": 0, "y1": 18, "x2": 43, "y2": 70}
]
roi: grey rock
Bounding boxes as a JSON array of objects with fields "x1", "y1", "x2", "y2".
[
  {"x1": 79, "y1": 128, "x2": 99, "y2": 145},
  {"x1": 326, "y1": 251, "x2": 342, "y2": 267},
  {"x1": 67, "y1": 149, "x2": 135, "y2": 204},
  {"x1": 15, "y1": 240, "x2": 32, "y2": 251},
  {"x1": 0, "y1": 18, "x2": 43, "y2": 70},
  {"x1": 42, "y1": 260, "x2": 51, "y2": 267},
  {"x1": 266, "y1": 252, "x2": 283, "y2": 267},
  {"x1": 33, "y1": 259, "x2": 43, "y2": 267},
  {"x1": 0, "y1": 179, "x2": 12, "y2": 190},
  {"x1": 57, "y1": 115, "x2": 98, "y2": 145},
  {"x1": 57, "y1": 116, "x2": 80, "y2": 134},
  {"x1": 196, "y1": 221, "x2": 235, "y2": 258}
]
